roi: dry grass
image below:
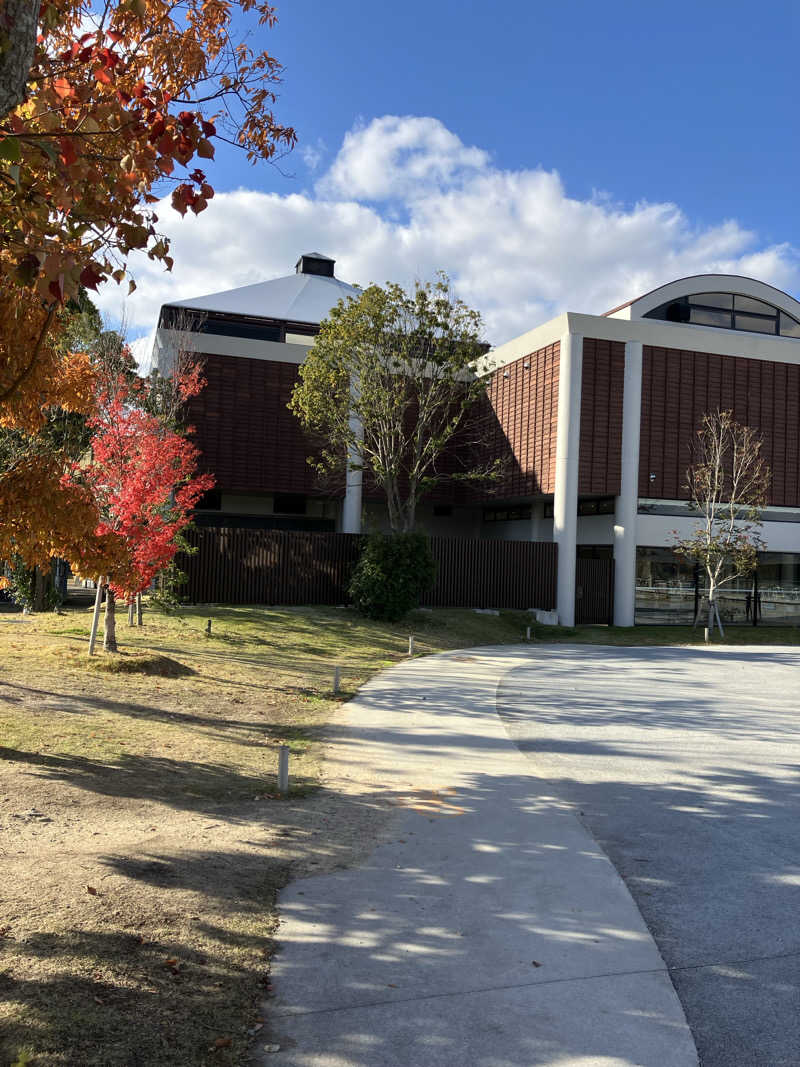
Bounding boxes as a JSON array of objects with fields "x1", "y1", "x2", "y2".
[
  {"x1": 3, "y1": 600, "x2": 796, "y2": 1065},
  {"x1": 0, "y1": 601, "x2": 535, "y2": 1067}
]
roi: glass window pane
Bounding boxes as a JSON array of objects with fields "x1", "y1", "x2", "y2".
[
  {"x1": 780, "y1": 313, "x2": 800, "y2": 338},
  {"x1": 734, "y1": 295, "x2": 775, "y2": 314},
  {"x1": 689, "y1": 292, "x2": 733, "y2": 309},
  {"x1": 734, "y1": 313, "x2": 777, "y2": 334},
  {"x1": 635, "y1": 547, "x2": 696, "y2": 625},
  {"x1": 756, "y1": 553, "x2": 800, "y2": 625},
  {"x1": 689, "y1": 307, "x2": 731, "y2": 328}
]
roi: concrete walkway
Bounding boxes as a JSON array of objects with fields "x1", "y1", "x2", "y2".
[
  {"x1": 497, "y1": 644, "x2": 800, "y2": 1066},
  {"x1": 260, "y1": 647, "x2": 697, "y2": 1066}
]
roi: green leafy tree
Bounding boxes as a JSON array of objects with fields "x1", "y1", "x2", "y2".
[
  {"x1": 671, "y1": 410, "x2": 770, "y2": 637},
  {"x1": 289, "y1": 274, "x2": 498, "y2": 533}
]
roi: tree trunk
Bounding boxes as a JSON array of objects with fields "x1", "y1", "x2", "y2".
[
  {"x1": 33, "y1": 566, "x2": 46, "y2": 612},
  {"x1": 128, "y1": 600, "x2": 135, "y2": 626},
  {"x1": 136, "y1": 593, "x2": 143, "y2": 626},
  {"x1": 0, "y1": 0, "x2": 39, "y2": 121},
  {"x1": 104, "y1": 587, "x2": 118, "y2": 652}
]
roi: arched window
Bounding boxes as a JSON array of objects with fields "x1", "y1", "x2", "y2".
[{"x1": 644, "y1": 292, "x2": 800, "y2": 338}]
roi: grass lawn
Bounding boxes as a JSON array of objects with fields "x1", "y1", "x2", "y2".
[
  {"x1": 0, "y1": 601, "x2": 543, "y2": 1067},
  {"x1": 2, "y1": 600, "x2": 797, "y2": 1066}
]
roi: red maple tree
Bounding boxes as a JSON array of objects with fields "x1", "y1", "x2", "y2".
[{"x1": 64, "y1": 356, "x2": 214, "y2": 648}]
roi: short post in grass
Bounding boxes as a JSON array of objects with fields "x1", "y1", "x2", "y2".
[
  {"x1": 704, "y1": 626, "x2": 710, "y2": 643},
  {"x1": 88, "y1": 576, "x2": 105, "y2": 656},
  {"x1": 408, "y1": 634, "x2": 415, "y2": 656},
  {"x1": 333, "y1": 665, "x2": 341, "y2": 695},
  {"x1": 278, "y1": 744, "x2": 290, "y2": 795},
  {"x1": 206, "y1": 619, "x2": 212, "y2": 637},
  {"x1": 526, "y1": 625, "x2": 531, "y2": 641}
]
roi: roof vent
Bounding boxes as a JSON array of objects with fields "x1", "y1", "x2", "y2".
[{"x1": 295, "y1": 252, "x2": 335, "y2": 278}]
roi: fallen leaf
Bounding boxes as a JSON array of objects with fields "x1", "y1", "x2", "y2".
[
  {"x1": 531, "y1": 960, "x2": 542, "y2": 967},
  {"x1": 263, "y1": 1045, "x2": 281, "y2": 1054},
  {"x1": 87, "y1": 886, "x2": 98, "y2": 895},
  {"x1": 213, "y1": 1037, "x2": 231, "y2": 1049}
]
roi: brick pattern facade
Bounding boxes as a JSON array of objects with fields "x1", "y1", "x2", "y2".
[
  {"x1": 639, "y1": 346, "x2": 800, "y2": 506},
  {"x1": 578, "y1": 338, "x2": 625, "y2": 496},
  {"x1": 188, "y1": 352, "x2": 331, "y2": 495},
  {"x1": 482, "y1": 342, "x2": 560, "y2": 497}
]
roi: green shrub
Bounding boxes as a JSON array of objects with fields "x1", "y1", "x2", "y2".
[
  {"x1": 349, "y1": 532, "x2": 437, "y2": 621},
  {"x1": 2, "y1": 558, "x2": 63, "y2": 612}
]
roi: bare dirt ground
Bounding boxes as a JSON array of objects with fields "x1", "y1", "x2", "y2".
[{"x1": 1, "y1": 604, "x2": 533, "y2": 1066}]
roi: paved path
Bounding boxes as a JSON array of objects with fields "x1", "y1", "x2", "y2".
[
  {"x1": 261, "y1": 647, "x2": 697, "y2": 1066},
  {"x1": 497, "y1": 644, "x2": 800, "y2": 1066}
]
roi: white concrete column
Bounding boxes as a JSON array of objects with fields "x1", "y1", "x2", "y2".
[
  {"x1": 341, "y1": 412, "x2": 363, "y2": 534},
  {"x1": 613, "y1": 341, "x2": 643, "y2": 626},
  {"x1": 553, "y1": 332, "x2": 583, "y2": 626}
]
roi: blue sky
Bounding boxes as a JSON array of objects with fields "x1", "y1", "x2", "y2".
[
  {"x1": 256, "y1": 0, "x2": 800, "y2": 243},
  {"x1": 104, "y1": 0, "x2": 800, "y2": 353}
]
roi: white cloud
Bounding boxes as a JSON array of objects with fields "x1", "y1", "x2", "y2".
[
  {"x1": 301, "y1": 137, "x2": 326, "y2": 172},
  {"x1": 96, "y1": 114, "x2": 800, "y2": 354},
  {"x1": 318, "y1": 115, "x2": 490, "y2": 201}
]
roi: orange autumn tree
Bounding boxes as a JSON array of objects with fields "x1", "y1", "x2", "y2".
[{"x1": 0, "y1": 0, "x2": 294, "y2": 573}]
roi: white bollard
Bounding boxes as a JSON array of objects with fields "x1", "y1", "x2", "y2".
[
  {"x1": 88, "y1": 577, "x2": 104, "y2": 657},
  {"x1": 333, "y1": 665, "x2": 341, "y2": 695},
  {"x1": 526, "y1": 626, "x2": 531, "y2": 641},
  {"x1": 704, "y1": 627, "x2": 709, "y2": 643},
  {"x1": 408, "y1": 635, "x2": 415, "y2": 656},
  {"x1": 278, "y1": 745, "x2": 289, "y2": 795}
]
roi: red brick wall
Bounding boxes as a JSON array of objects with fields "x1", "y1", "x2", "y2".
[
  {"x1": 188, "y1": 353, "x2": 333, "y2": 495},
  {"x1": 639, "y1": 346, "x2": 800, "y2": 506},
  {"x1": 579, "y1": 338, "x2": 625, "y2": 496},
  {"x1": 482, "y1": 342, "x2": 560, "y2": 496}
]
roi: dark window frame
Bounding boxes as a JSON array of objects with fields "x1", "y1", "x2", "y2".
[
  {"x1": 483, "y1": 504, "x2": 532, "y2": 523},
  {"x1": 644, "y1": 292, "x2": 800, "y2": 338}
]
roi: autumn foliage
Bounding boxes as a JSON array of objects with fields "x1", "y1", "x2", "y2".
[
  {"x1": 1, "y1": 0, "x2": 295, "y2": 303},
  {"x1": 63, "y1": 364, "x2": 215, "y2": 598},
  {"x1": 0, "y1": 1, "x2": 290, "y2": 579}
]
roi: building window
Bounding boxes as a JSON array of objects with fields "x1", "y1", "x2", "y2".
[
  {"x1": 196, "y1": 489, "x2": 222, "y2": 511},
  {"x1": 578, "y1": 497, "x2": 615, "y2": 516},
  {"x1": 644, "y1": 293, "x2": 800, "y2": 338},
  {"x1": 273, "y1": 493, "x2": 307, "y2": 515},
  {"x1": 635, "y1": 547, "x2": 697, "y2": 625},
  {"x1": 635, "y1": 547, "x2": 800, "y2": 626},
  {"x1": 483, "y1": 505, "x2": 532, "y2": 522},
  {"x1": 158, "y1": 306, "x2": 283, "y2": 342}
]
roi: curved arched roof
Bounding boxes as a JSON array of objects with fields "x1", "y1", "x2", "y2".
[{"x1": 606, "y1": 274, "x2": 800, "y2": 323}]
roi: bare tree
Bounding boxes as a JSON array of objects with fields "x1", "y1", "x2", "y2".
[{"x1": 672, "y1": 410, "x2": 770, "y2": 638}]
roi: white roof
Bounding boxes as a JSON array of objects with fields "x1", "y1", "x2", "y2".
[{"x1": 166, "y1": 271, "x2": 360, "y2": 326}]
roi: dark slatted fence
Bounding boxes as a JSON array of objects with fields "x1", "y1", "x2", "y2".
[
  {"x1": 575, "y1": 557, "x2": 615, "y2": 624},
  {"x1": 180, "y1": 528, "x2": 557, "y2": 611}
]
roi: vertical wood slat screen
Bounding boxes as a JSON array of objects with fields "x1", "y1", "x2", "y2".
[
  {"x1": 179, "y1": 529, "x2": 557, "y2": 611},
  {"x1": 575, "y1": 557, "x2": 615, "y2": 624}
]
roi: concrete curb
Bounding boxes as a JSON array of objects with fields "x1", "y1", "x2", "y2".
[{"x1": 260, "y1": 646, "x2": 699, "y2": 1066}]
